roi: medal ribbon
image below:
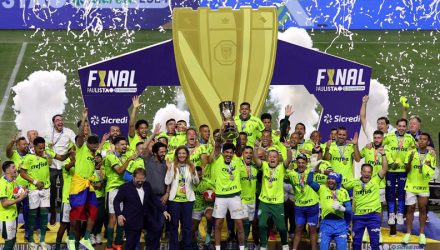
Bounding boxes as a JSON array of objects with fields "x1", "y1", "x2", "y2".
[
  {"x1": 332, "y1": 190, "x2": 337, "y2": 200},
  {"x1": 299, "y1": 172, "x2": 305, "y2": 189},
  {"x1": 227, "y1": 162, "x2": 234, "y2": 178},
  {"x1": 51, "y1": 128, "x2": 64, "y2": 146},
  {"x1": 269, "y1": 167, "x2": 277, "y2": 183},
  {"x1": 337, "y1": 142, "x2": 346, "y2": 161},
  {"x1": 396, "y1": 133, "x2": 404, "y2": 151},
  {"x1": 417, "y1": 149, "x2": 427, "y2": 168},
  {"x1": 244, "y1": 161, "x2": 252, "y2": 181},
  {"x1": 179, "y1": 165, "x2": 186, "y2": 183}
]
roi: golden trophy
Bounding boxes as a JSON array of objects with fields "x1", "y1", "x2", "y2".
[
  {"x1": 219, "y1": 101, "x2": 239, "y2": 140},
  {"x1": 173, "y1": 7, "x2": 278, "y2": 131}
]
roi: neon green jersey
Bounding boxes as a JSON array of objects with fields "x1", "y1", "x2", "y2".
[
  {"x1": 383, "y1": 133, "x2": 415, "y2": 172},
  {"x1": 128, "y1": 134, "x2": 145, "y2": 151},
  {"x1": 404, "y1": 149, "x2": 437, "y2": 194},
  {"x1": 0, "y1": 176, "x2": 18, "y2": 221},
  {"x1": 327, "y1": 142, "x2": 355, "y2": 183},
  {"x1": 93, "y1": 167, "x2": 106, "y2": 198},
  {"x1": 211, "y1": 155, "x2": 242, "y2": 196},
  {"x1": 104, "y1": 151, "x2": 133, "y2": 192},
  {"x1": 193, "y1": 178, "x2": 215, "y2": 211},
  {"x1": 314, "y1": 160, "x2": 332, "y2": 184},
  {"x1": 343, "y1": 176, "x2": 382, "y2": 215},
  {"x1": 62, "y1": 158, "x2": 75, "y2": 203},
  {"x1": 238, "y1": 160, "x2": 259, "y2": 204},
  {"x1": 9, "y1": 150, "x2": 29, "y2": 187},
  {"x1": 200, "y1": 143, "x2": 214, "y2": 180},
  {"x1": 318, "y1": 185, "x2": 350, "y2": 219},
  {"x1": 298, "y1": 140, "x2": 314, "y2": 158},
  {"x1": 173, "y1": 174, "x2": 188, "y2": 202},
  {"x1": 100, "y1": 140, "x2": 114, "y2": 157},
  {"x1": 286, "y1": 170, "x2": 319, "y2": 207},
  {"x1": 127, "y1": 157, "x2": 145, "y2": 173},
  {"x1": 158, "y1": 132, "x2": 187, "y2": 161},
  {"x1": 21, "y1": 151, "x2": 55, "y2": 190},
  {"x1": 189, "y1": 145, "x2": 204, "y2": 167},
  {"x1": 234, "y1": 115, "x2": 264, "y2": 147},
  {"x1": 259, "y1": 162, "x2": 286, "y2": 204},
  {"x1": 75, "y1": 144, "x2": 97, "y2": 179},
  {"x1": 360, "y1": 146, "x2": 390, "y2": 189}
]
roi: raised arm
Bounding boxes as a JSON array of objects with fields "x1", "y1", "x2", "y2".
[
  {"x1": 128, "y1": 96, "x2": 141, "y2": 138},
  {"x1": 283, "y1": 140, "x2": 293, "y2": 167},
  {"x1": 140, "y1": 123, "x2": 161, "y2": 157},
  {"x1": 349, "y1": 132, "x2": 361, "y2": 162},
  {"x1": 114, "y1": 154, "x2": 137, "y2": 174},
  {"x1": 360, "y1": 96, "x2": 368, "y2": 134},
  {"x1": 280, "y1": 105, "x2": 294, "y2": 143},
  {"x1": 76, "y1": 108, "x2": 88, "y2": 147},
  {"x1": 6, "y1": 133, "x2": 19, "y2": 158},
  {"x1": 406, "y1": 151, "x2": 415, "y2": 173},
  {"x1": 323, "y1": 140, "x2": 332, "y2": 161},
  {"x1": 377, "y1": 147, "x2": 388, "y2": 178},
  {"x1": 253, "y1": 140, "x2": 262, "y2": 168}
]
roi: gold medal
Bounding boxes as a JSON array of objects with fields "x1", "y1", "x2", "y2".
[
  {"x1": 342, "y1": 160, "x2": 347, "y2": 165},
  {"x1": 268, "y1": 181, "x2": 273, "y2": 188},
  {"x1": 229, "y1": 175, "x2": 234, "y2": 180}
]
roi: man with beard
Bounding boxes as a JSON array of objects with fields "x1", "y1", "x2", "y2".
[
  {"x1": 234, "y1": 102, "x2": 264, "y2": 147},
  {"x1": 157, "y1": 118, "x2": 187, "y2": 161},
  {"x1": 260, "y1": 113, "x2": 281, "y2": 145},
  {"x1": 103, "y1": 136, "x2": 136, "y2": 250},
  {"x1": 383, "y1": 118, "x2": 415, "y2": 225},
  {"x1": 101, "y1": 125, "x2": 121, "y2": 157},
  {"x1": 360, "y1": 96, "x2": 395, "y2": 141},
  {"x1": 46, "y1": 113, "x2": 76, "y2": 225},
  {"x1": 114, "y1": 168, "x2": 171, "y2": 250},
  {"x1": 293, "y1": 122, "x2": 314, "y2": 157},
  {"x1": 358, "y1": 130, "x2": 389, "y2": 242},
  {"x1": 143, "y1": 141, "x2": 170, "y2": 249},
  {"x1": 128, "y1": 95, "x2": 149, "y2": 151},
  {"x1": 343, "y1": 157, "x2": 388, "y2": 250},
  {"x1": 402, "y1": 132, "x2": 436, "y2": 245},
  {"x1": 238, "y1": 146, "x2": 260, "y2": 247}
]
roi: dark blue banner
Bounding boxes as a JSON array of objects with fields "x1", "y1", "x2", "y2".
[{"x1": 1, "y1": 0, "x2": 438, "y2": 29}]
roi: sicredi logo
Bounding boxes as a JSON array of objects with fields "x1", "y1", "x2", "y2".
[
  {"x1": 316, "y1": 68, "x2": 366, "y2": 92},
  {"x1": 90, "y1": 116, "x2": 128, "y2": 125},
  {"x1": 323, "y1": 114, "x2": 360, "y2": 124},
  {"x1": 87, "y1": 70, "x2": 138, "y2": 94}
]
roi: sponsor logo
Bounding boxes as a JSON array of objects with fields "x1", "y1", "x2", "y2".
[
  {"x1": 87, "y1": 70, "x2": 138, "y2": 94},
  {"x1": 89, "y1": 115, "x2": 128, "y2": 125},
  {"x1": 323, "y1": 114, "x2": 360, "y2": 124},
  {"x1": 316, "y1": 68, "x2": 366, "y2": 92}
]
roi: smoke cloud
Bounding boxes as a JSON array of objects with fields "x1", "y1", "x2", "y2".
[
  {"x1": 152, "y1": 104, "x2": 190, "y2": 132},
  {"x1": 12, "y1": 71, "x2": 68, "y2": 138}
]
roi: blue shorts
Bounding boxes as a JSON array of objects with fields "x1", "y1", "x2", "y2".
[{"x1": 295, "y1": 204, "x2": 319, "y2": 226}]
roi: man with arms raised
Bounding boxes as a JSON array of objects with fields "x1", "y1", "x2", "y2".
[
  {"x1": 402, "y1": 132, "x2": 436, "y2": 245},
  {"x1": 234, "y1": 102, "x2": 264, "y2": 147},
  {"x1": 128, "y1": 95, "x2": 149, "y2": 151}
]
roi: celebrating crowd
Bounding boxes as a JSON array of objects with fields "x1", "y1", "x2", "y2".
[{"x1": 0, "y1": 95, "x2": 437, "y2": 250}]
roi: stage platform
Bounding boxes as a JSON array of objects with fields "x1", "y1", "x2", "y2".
[{"x1": 1, "y1": 212, "x2": 440, "y2": 249}]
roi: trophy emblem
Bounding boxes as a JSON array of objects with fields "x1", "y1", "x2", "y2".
[
  {"x1": 219, "y1": 101, "x2": 239, "y2": 140},
  {"x1": 173, "y1": 7, "x2": 278, "y2": 131}
]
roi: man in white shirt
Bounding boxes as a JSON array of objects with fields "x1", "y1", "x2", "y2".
[{"x1": 46, "y1": 114, "x2": 76, "y2": 225}]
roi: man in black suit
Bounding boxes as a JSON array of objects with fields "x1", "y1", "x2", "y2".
[{"x1": 114, "y1": 168, "x2": 171, "y2": 250}]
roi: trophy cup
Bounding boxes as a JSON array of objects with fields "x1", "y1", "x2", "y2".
[{"x1": 219, "y1": 101, "x2": 239, "y2": 140}]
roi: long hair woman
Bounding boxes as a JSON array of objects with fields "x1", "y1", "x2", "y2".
[{"x1": 165, "y1": 145, "x2": 199, "y2": 250}]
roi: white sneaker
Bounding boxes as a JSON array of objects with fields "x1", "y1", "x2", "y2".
[
  {"x1": 282, "y1": 245, "x2": 289, "y2": 250},
  {"x1": 396, "y1": 213, "x2": 404, "y2": 225},
  {"x1": 260, "y1": 248, "x2": 267, "y2": 250},
  {"x1": 40, "y1": 242, "x2": 50, "y2": 250},
  {"x1": 90, "y1": 234, "x2": 96, "y2": 245},
  {"x1": 388, "y1": 213, "x2": 396, "y2": 225},
  {"x1": 95, "y1": 234, "x2": 102, "y2": 245}
]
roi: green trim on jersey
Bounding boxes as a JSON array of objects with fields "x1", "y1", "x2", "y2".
[
  {"x1": 0, "y1": 176, "x2": 18, "y2": 221},
  {"x1": 383, "y1": 133, "x2": 415, "y2": 172},
  {"x1": 343, "y1": 176, "x2": 382, "y2": 215},
  {"x1": 211, "y1": 155, "x2": 241, "y2": 196},
  {"x1": 404, "y1": 149, "x2": 437, "y2": 194},
  {"x1": 104, "y1": 151, "x2": 134, "y2": 192},
  {"x1": 286, "y1": 170, "x2": 319, "y2": 207},
  {"x1": 259, "y1": 162, "x2": 286, "y2": 204},
  {"x1": 360, "y1": 146, "x2": 390, "y2": 189},
  {"x1": 238, "y1": 160, "x2": 259, "y2": 204},
  {"x1": 21, "y1": 151, "x2": 54, "y2": 190},
  {"x1": 327, "y1": 142, "x2": 355, "y2": 183}
]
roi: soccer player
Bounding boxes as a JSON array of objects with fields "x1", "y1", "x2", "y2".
[
  {"x1": 294, "y1": 123, "x2": 313, "y2": 155},
  {"x1": 238, "y1": 146, "x2": 259, "y2": 247},
  {"x1": 47, "y1": 113, "x2": 76, "y2": 225},
  {"x1": 67, "y1": 108, "x2": 102, "y2": 250},
  {"x1": 286, "y1": 154, "x2": 319, "y2": 250},
  {"x1": 5, "y1": 134, "x2": 30, "y2": 238},
  {"x1": 309, "y1": 172, "x2": 351, "y2": 250},
  {"x1": 100, "y1": 125, "x2": 121, "y2": 157},
  {"x1": 280, "y1": 105, "x2": 294, "y2": 143},
  {"x1": 55, "y1": 149, "x2": 75, "y2": 250},
  {"x1": 358, "y1": 130, "x2": 389, "y2": 242},
  {"x1": 234, "y1": 102, "x2": 264, "y2": 147},
  {"x1": 91, "y1": 153, "x2": 105, "y2": 245},
  {"x1": 128, "y1": 95, "x2": 149, "y2": 151},
  {"x1": 158, "y1": 118, "x2": 187, "y2": 160},
  {"x1": 360, "y1": 95, "x2": 393, "y2": 141},
  {"x1": 253, "y1": 140, "x2": 292, "y2": 250},
  {"x1": 186, "y1": 128, "x2": 203, "y2": 166},
  {"x1": 104, "y1": 136, "x2": 137, "y2": 250},
  {"x1": 210, "y1": 141, "x2": 247, "y2": 250},
  {"x1": 20, "y1": 136, "x2": 70, "y2": 250},
  {"x1": 260, "y1": 113, "x2": 281, "y2": 144},
  {"x1": 383, "y1": 118, "x2": 415, "y2": 225},
  {"x1": 192, "y1": 166, "x2": 215, "y2": 244},
  {"x1": 0, "y1": 161, "x2": 28, "y2": 250},
  {"x1": 402, "y1": 132, "x2": 437, "y2": 245},
  {"x1": 343, "y1": 156, "x2": 388, "y2": 250}
]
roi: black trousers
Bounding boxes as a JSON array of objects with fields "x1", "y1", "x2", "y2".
[
  {"x1": 49, "y1": 168, "x2": 63, "y2": 212},
  {"x1": 125, "y1": 229, "x2": 142, "y2": 250}
]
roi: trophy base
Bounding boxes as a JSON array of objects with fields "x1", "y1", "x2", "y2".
[{"x1": 222, "y1": 129, "x2": 239, "y2": 140}]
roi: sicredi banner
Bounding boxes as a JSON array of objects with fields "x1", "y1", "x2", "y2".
[
  {"x1": 0, "y1": 0, "x2": 438, "y2": 29},
  {"x1": 78, "y1": 39, "x2": 371, "y2": 138}
]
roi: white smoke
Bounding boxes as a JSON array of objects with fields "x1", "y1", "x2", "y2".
[
  {"x1": 271, "y1": 27, "x2": 319, "y2": 137},
  {"x1": 152, "y1": 104, "x2": 190, "y2": 132},
  {"x1": 12, "y1": 71, "x2": 68, "y2": 138},
  {"x1": 175, "y1": 87, "x2": 188, "y2": 111}
]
